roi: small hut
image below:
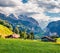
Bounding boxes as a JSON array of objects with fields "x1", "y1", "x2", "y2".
[
  {"x1": 5, "y1": 33, "x2": 20, "y2": 38},
  {"x1": 41, "y1": 36, "x2": 56, "y2": 42}
]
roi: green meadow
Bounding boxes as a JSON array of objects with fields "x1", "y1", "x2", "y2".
[{"x1": 0, "y1": 39, "x2": 60, "y2": 53}]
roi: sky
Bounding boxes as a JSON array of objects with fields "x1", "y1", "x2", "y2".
[{"x1": 0, "y1": 0, "x2": 60, "y2": 29}]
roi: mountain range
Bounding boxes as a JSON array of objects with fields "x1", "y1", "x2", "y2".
[{"x1": 0, "y1": 13, "x2": 43, "y2": 35}]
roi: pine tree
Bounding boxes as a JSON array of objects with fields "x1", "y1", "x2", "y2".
[
  {"x1": 29, "y1": 31, "x2": 34, "y2": 40},
  {"x1": 14, "y1": 26, "x2": 19, "y2": 34}
]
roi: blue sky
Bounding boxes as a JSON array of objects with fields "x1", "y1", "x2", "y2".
[
  {"x1": 45, "y1": 12, "x2": 60, "y2": 18},
  {"x1": 22, "y1": 0, "x2": 28, "y2": 3}
]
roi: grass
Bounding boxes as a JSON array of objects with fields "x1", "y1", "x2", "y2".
[
  {"x1": 0, "y1": 39, "x2": 60, "y2": 53},
  {"x1": 56, "y1": 38, "x2": 60, "y2": 44}
]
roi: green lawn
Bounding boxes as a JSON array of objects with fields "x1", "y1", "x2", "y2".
[{"x1": 0, "y1": 39, "x2": 60, "y2": 53}]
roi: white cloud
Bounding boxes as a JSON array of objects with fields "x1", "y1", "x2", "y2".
[
  {"x1": 48, "y1": 8, "x2": 60, "y2": 13},
  {"x1": 0, "y1": 0, "x2": 60, "y2": 29},
  {"x1": 0, "y1": 0, "x2": 21, "y2": 7},
  {"x1": 0, "y1": 0, "x2": 60, "y2": 15}
]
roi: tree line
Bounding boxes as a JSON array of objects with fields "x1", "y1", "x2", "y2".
[{"x1": 0, "y1": 19, "x2": 34, "y2": 39}]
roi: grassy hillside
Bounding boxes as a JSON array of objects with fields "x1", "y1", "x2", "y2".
[
  {"x1": 0, "y1": 24, "x2": 13, "y2": 38},
  {"x1": 0, "y1": 39, "x2": 60, "y2": 53}
]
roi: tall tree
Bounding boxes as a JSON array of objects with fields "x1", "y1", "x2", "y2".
[
  {"x1": 29, "y1": 31, "x2": 34, "y2": 40},
  {"x1": 14, "y1": 26, "x2": 19, "y2": 34}
]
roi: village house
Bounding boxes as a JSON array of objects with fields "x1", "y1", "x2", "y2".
[{"x1": 5, "y1": 33, "x2": 20, "y2": 38}]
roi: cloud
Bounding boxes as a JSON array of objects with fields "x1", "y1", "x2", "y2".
[
  {"x1": 0, "y1": 0, "x2": 60, "y2": 15},
  {"x1": 48, "y1": 8, "x2": 60, "y2": 13},
  {"x1": 0, "y1": 0, "x2": 60, "y2": 29},
  {"x1": 31, "y1": 0, "x2": 60, "y2": 13},
  {"x1": 0, "y1": 0, "x2": 21, "y2": 7}
]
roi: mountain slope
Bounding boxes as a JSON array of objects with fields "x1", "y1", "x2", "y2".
[
  {"x1": 0, "y1": 24, "x2": 13, "y2": 38},
  {"x1": 46, "y1": 20, "x2": 60, "y2": 36}
]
